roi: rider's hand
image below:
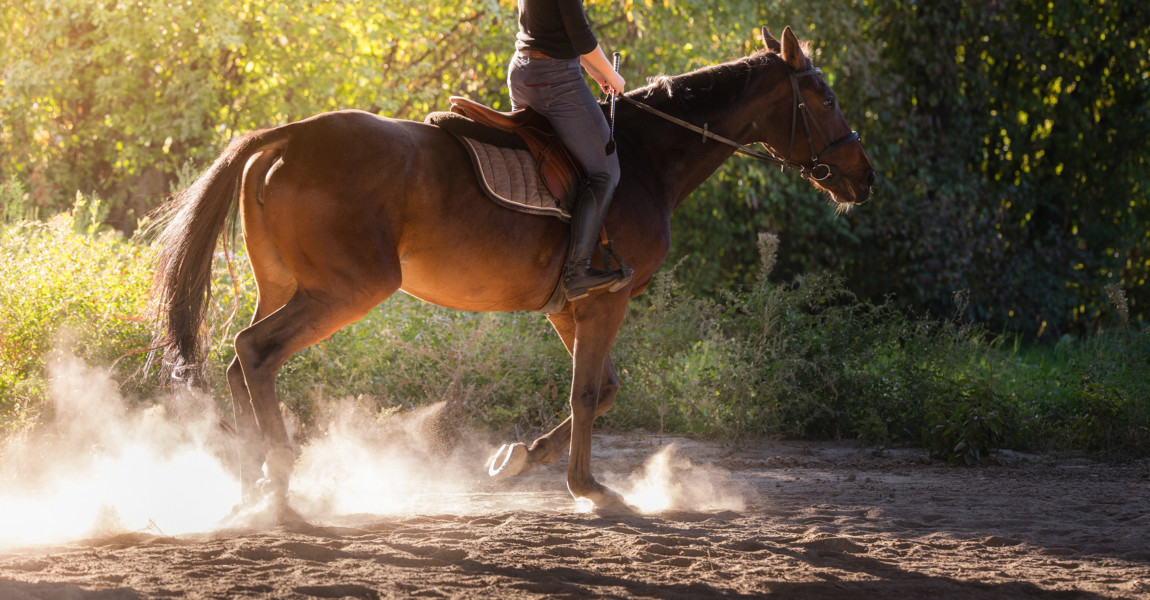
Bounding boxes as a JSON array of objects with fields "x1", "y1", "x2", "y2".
[
  {"x1": 598, "y1": 71, "x2": 626, "y2": 96},
  {"x1": 582, "y1": 45, "x2": 625, "y2": 96}
]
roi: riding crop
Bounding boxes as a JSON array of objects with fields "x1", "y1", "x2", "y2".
[{"x1": 605, "y1": 51, "x2": 621, "y2": 156}]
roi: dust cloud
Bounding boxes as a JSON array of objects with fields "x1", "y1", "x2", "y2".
[
  {"x1": 288, "y1": 400, "x2": 494, "y2": 518},
  {"x1": 0, "y1": 353, "x2": 237, "y2": 548},
  {"x1": 614, "y1": 444, "x2": 747, "y2": 514},
  {"x1": 0, "y1": 353, "x2": 747, "y2": 549}
]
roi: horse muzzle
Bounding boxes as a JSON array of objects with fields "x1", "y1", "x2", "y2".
[{"x1": 809, "y1": 163, "x2": 875, "y2": 205}]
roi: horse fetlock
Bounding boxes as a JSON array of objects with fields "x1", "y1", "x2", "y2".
[
  {"x1": 261, "y1": 446, "x2": 295, "y2": 492},
  {"x1": 568, "y1": 479, "x2": 635, "y2": 515},
  {"x1": 528, "y1": 436, "x2": 567, "y2": 465},
  {"x1": 565, "y1": 474, "x2": 604, "y2": 499}
]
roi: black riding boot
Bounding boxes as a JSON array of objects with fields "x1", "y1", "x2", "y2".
[{"x1": 564, "y1": 173, "x2": 630, "y2": 301}]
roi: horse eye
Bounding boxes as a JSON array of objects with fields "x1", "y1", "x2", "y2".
[{"x1": 823, "y1": 98, "x2": 835, "y2": 108}]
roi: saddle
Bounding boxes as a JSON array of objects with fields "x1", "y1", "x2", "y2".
[{"x1": 426, "y1": 97, "x2": 583, "y2": 217}]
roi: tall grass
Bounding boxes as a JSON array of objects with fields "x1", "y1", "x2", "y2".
[
  {"x1": 612, "y1": 233, "x2": 1148, "y2": 461},
  {"x1": 2, "y1": 203, "x2": 1147, "y2": 459}
]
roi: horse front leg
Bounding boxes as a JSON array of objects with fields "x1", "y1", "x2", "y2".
[
  {"x1": 564, "y1": 297, "x2": 633, "y2": 513},
  {"x1": 488, "y1": 312, "x2": 621, "y2": 478}
]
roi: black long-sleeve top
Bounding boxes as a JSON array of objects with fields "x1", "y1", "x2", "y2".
[{"x1": 515, "y1": 0, "x2": 598, "y2": 59}]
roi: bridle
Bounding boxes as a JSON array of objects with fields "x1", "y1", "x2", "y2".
[{"x1": 619, "y1": 66, "x2": 860, "y2": 182}]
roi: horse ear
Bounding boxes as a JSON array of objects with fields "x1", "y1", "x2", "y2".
[
  {"x1": 781, "y1": 26, "x2": 807, "y2": 70},
  {"x1": 761, "y1": 26, "x2": 781, "y2": 53}
]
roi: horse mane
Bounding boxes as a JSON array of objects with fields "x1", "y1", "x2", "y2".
[{"x1": 631, "y1": 49, "x2": 784, "y2": 117}]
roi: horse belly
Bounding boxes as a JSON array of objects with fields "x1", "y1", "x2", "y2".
[{"x1": 397, "y1": 237, "x2": 563, "y2": 312}]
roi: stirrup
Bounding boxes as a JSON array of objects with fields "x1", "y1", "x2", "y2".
[
  {"x1": 564, "y1": 246, "x2": 633, "y2": 301},
  {"x1": 600, "y1": 239, "x2": 634, "y2": 293},
  {"x1": 564, "y1": 266, "x2": 627, "y2": 301}
]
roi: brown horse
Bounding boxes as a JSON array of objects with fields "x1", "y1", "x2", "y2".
[{"x1": 152, "y1": 26, "x2": 874, "y2": 518}]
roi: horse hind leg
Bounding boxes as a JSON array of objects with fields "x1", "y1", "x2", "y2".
[
  {"x1": 226, "y1": 286, "x2": 293, "y2": 503},
  {"x1": 227, "y1": 149, "x2": 297, "y2": 503},
  {"x1": 233, "y1": 286, "x2": 390, "y2": 518}
]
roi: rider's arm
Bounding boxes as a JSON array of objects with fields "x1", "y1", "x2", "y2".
[
  {"x1": 557, "y1": 0, "x2": 597, "y2": 55},
  {"x1": 580, "y1": 46, "x2": 626, "y2": 96}
]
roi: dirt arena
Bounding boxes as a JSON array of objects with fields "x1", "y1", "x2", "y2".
[{"x1": 1, "y1": 433, "x2": 1148, "y2": 599}]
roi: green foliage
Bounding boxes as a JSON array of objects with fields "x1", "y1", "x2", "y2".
[
  {"x1": 923, "y1": 385, "x2": 1014, "y2": 465},
  {"x1": 1009, "y1": 332, "x2": 1150, "y2": 458},
  {"x1": 646, "y1": 0, "x2": 1150, "y2": 339},
  {"x1": 2, "y1": 1, "x2": 1149, "y2": 458},
  {"x1": 0, "y1": 0, "x2": 519, "y2": 228},
  {"x1": 0, "y1": 198, "x2": 155, "y2": 434},
  {"x1": 613, "y1": 232, "x2": 1149, "y2": 459},
  {"x1": 2, "y1": 215, "x2": 1148, "y2": 460},
  {"x1": 1, "y1": 181, "x2": 35, "y2": 222},
  {"x1": 844, "y1": 0, "x2": 1150, "y2": 338}
]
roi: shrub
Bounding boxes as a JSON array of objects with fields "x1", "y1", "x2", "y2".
[
  {"x1": 0, "y1": 197, "x2": 154, "y2": 434},
  {"x1": 612, "y1": 232, "x2": 1149, "y2": 459}
]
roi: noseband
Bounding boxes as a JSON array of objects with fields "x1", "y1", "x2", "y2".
[
  {"x1": 619, "y1": 66, "x2": 860, "y2": 182},
  {"x1": 780, "y1": 68, "x2": 861, "y2": 182}
]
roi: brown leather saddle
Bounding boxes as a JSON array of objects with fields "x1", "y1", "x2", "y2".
[{"x1": 447, "y1": 97, "x2": 582, "y2": 205}]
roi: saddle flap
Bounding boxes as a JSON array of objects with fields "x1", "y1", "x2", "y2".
[{"x1": 448, "y1": 96, "x2": 583, "y2": 203}]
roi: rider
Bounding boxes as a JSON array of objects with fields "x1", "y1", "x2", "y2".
[{"x1": 507, "y1": 0, "x2": 628, "y2": 300}]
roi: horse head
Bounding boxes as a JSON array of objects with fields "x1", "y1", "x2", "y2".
[{"x1": 756, "y1": 26, "x2": 876, "y2": 207}]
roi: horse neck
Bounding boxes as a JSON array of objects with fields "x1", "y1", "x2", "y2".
[
  {"x1": 630, "y1": 113, "x2": 738, "y2": 211},
  {"x1": 622, "y1": 60, "x2": 787, "y2": 213}
]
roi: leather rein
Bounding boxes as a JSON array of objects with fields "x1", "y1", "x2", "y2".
[{"x1": 619, "y1": 67, "x2": 860, "y2": 182}]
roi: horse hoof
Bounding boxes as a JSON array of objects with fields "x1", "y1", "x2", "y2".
[
  {"x1": 254, "y1": 476, "x2": 286, "y2": 499},
  {"x1": 593, "y1": 494, "x2": 638, "y2": 517},
  {"x1": 487, "y1": 443, "x2": 529, "y2": 478},
  {"x1": 222, "y1": 491, "x2": 305, "y2": 529},
  {"x1": 573, "y1": 483, "x2": 637, "y2": 517}
]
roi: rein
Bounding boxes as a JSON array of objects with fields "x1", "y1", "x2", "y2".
[{"x1": 620, "y1": 67, "x2": 860, "y2": 182}]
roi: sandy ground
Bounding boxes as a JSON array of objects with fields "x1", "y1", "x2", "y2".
[{"x1": 1, "y1": 433, "x2": 1149, "y2": 600}]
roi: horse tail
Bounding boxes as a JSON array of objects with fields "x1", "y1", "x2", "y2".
[{"x1": 149, "y1": 126, "x2": 292, "y2": 383}]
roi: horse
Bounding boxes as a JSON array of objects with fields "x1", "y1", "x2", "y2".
[{"x1": 151, "y1": 26, "x2": 875, "y2": 518}]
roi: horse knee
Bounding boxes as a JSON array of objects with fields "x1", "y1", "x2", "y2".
[
  {"x1": 571, "y1": 387, "x2": 598, "y2": 414},
  {"x1": 595, "y1": 372, "x2": 620, "y2": 416}
]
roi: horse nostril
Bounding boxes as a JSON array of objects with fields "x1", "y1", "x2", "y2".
[{"x1": 865, "y1": 169, "x2": 876, "y2": 188}]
